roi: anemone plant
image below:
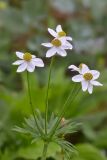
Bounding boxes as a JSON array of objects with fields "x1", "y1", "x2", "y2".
[{"x1": 12, "y1": 25, "x2": 103, "y2": 160}]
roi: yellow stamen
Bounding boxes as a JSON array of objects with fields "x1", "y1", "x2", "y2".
[
  {"x1": 58, "y1": 31, "x2": 66, "y2": 37},
  {"x1": 51, "y1": 39, "x2": 61, "y2": 47},
  {"x1": 23, "y1": 52, "x2": 32, "y2": 61},
  {"x1": 79, "y1": 63, "x2": 84, "y2": 69},
  {"x1": 84, "y1": 73, "x2": 93, "y2": 80}
]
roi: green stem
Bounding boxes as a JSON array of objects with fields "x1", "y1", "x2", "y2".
[
  {"x1": 60, "y1": 84, "x2": 80, "y2": 117},
  {"x1": 61, "y1": 148, "x2": 64, "y2": 160},
  {"x1": 49, "y1": 84, "x2": 80, "y2": 138},
  {"x1": 26, "y1": 71, "x2": 44, "y2": 136},
  {"x1": 45, "y1": 57, "x2": 54, "y2": 134},
  {"x1": 41, "y1": 142, "x2": 49, "y2": 160}
]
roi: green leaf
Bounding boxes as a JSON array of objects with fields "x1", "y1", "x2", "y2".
[
  {"x1": 72, "y1": 144, "x2": 107, "y2": 160},
  {"x1": 17, "y1": 141, "x2": 60, "y2": 159}
]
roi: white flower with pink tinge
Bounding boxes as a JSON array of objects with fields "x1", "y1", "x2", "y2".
[
  {"x1": 48, "y1": 25, "x2": 72, "y2": 41},
  {"x1": 13, "y1": 51, "x2": 44, "y2": 72},
  {"x1": 42, "y1": 38, "x2": 73, "y2": 58},
  {"x1": 69, "y1": 64, "x2": 103, "y2": 94}
]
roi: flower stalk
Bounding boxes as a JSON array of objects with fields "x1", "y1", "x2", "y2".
[
  {"x1": 49, "y1": 84, "x2": 80, "y2": 138},
  {"x1": 26, "y1": 71, "x2": 44, "y2": 136},
  {"x1": 41, "y1": 142, "x2": 49, "y2": 160},
  {"x1": 45, "y1": 57, "x2": 54, "y2": 134}
]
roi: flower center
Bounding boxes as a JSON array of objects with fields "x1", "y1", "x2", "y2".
[
  {"x1": 83, "y1": 73, "x2": 93, "y2": 80},
  {"x1": 23, "y1": 52, "x2": 32, "y2": 61},
  {"x1": 79, "y1": 63, "x2": 83, "y2": 69},
  {"x1": 58, "y1": 31, "x2": 66, "y2": 37},
  {"x1": 51, "y1": 39, "x2": 61, "y2": 47}
]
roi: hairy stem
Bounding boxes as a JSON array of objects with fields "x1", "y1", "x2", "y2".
[
  {"x1": 45, "y1": 57, "x2": 54, "y2": 134},
  {"x1": 27, "y1": 71, "x2": 44, "y2": 136},
  {"x1": 41, "y1": 142, "x2": 49, "y2": 160}
]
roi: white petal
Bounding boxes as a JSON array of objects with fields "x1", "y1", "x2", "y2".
[
  {"x1": 56, "y1": 25, "x2": 62, "y2": 32},
  {"x1": 16, "y1": 51, "x2": 24, "y2": 59},
  {"x1": 66, "y1": 36, "x2": 72, "y2": 41},
  {"x1": 81, "y1": 64, "x2": 90, "y2": 74},
  {"x1": 90, "y1": 80, "x2": 103, "y2": 86},
  {"x1": 32, "y1": 58, "x2": 44, "y2": 67},
  {"x1": 12, "y1": 60, "x2": 24, "y2": 65},
  {"x1": 32, "y1": 55, "x2": 36, "y2": 58},
  {"x1": 41, "y1": 43, "x2": 53, "y2": 48},
  {"x1": 60, "y1": 38, "x2": 66, "y2": 44},
  {"x1": 82, "y1": 80, "x2": 88, "y2": 92},
  {"x1": 90, "y1": 70, "x2": 100, "y2": 80},
  {"x1": 68, "y1": 65, "x2": 80, "y2": 72},
  {"x1": 46, "y1": 47, "x2": 56, "y2": 58},
  {"x1": 88, "y1": 83, "x2": 93, "y2": 94},
  {"x1": 62, "y1": 41, "x2": 73, "y2": 50},
  {"x1": 57, "y1": 48, "x2": 67, "y2": 57},
  {"x1": 17, "y1": 62, "x2": 27, "y2": 72},
  {"x1": 72, "y1": 75, "x2": 83, "y2": 82},
  {"x1": 27, "y1": 62, "x2": 35, "y2": 72},
  {"x1": 48, "y1": 28, "x2": 57, "y2": 37}
]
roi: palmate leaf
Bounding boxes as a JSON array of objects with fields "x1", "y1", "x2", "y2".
[
  {"x1": 35, "y1": 109, "x2": 45, "y2": 129},
  {"x1": 48, "y1": 112, "x2": 59, "y2": 134},
  {"x1": 55, "y1": 120, "x2": 81, "y2": 136},
  {"x1": 13, "y1": 126, "x2": 29, "y2": 134},
  {"x1": 23, "y1": 117, "x2": 40, "y2": 134},
  {"x1": 51, "y1": 119, "x2": 79, "y2": 159},
  {"x1": 24, "y1": 116, "x2": 36, "y2": 129},
  {"x1": 53, "y1": 137, "x2": 76, "y2": 160},
  {"x1": 13, "y1": 124, "x2": 41, "y2": 141},
  {"x1": 13, "y1": 110, "x2": 79, "y2": 159},
  {"x1": 13, "y1": 112, "x2": 43, "y2": 141},
  {"x1": 13, "y1": 111, "x2": 59, "y2": 136}
]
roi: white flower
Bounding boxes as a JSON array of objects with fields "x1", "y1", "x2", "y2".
[
  {"x1": 48, "y1": 25, "x2": 72, "y2": 41},
  {"x1": 68, "y1": 63, "x2": 89, "y2": 74},
  {"x1": 71, "y1": 64, "x2": 103, "y2": 94},
  {"x1": 12, "y1": 51, "x2": 44, "y2": 72},
  {"x1": 42, "y1": 38, "x2": 73, "y2": 58}
]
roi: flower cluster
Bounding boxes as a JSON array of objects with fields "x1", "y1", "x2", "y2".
[
  {"x1": 13, "y1": 25, "x2": 103, "y2": 94},
  {"x1": 42, "y1": 25, "x2": 73, "y2": 57}
]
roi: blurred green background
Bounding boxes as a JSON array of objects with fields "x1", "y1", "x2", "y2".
[{"x1": 0, "y1": 0, "x2": 107, "y2": 159}]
